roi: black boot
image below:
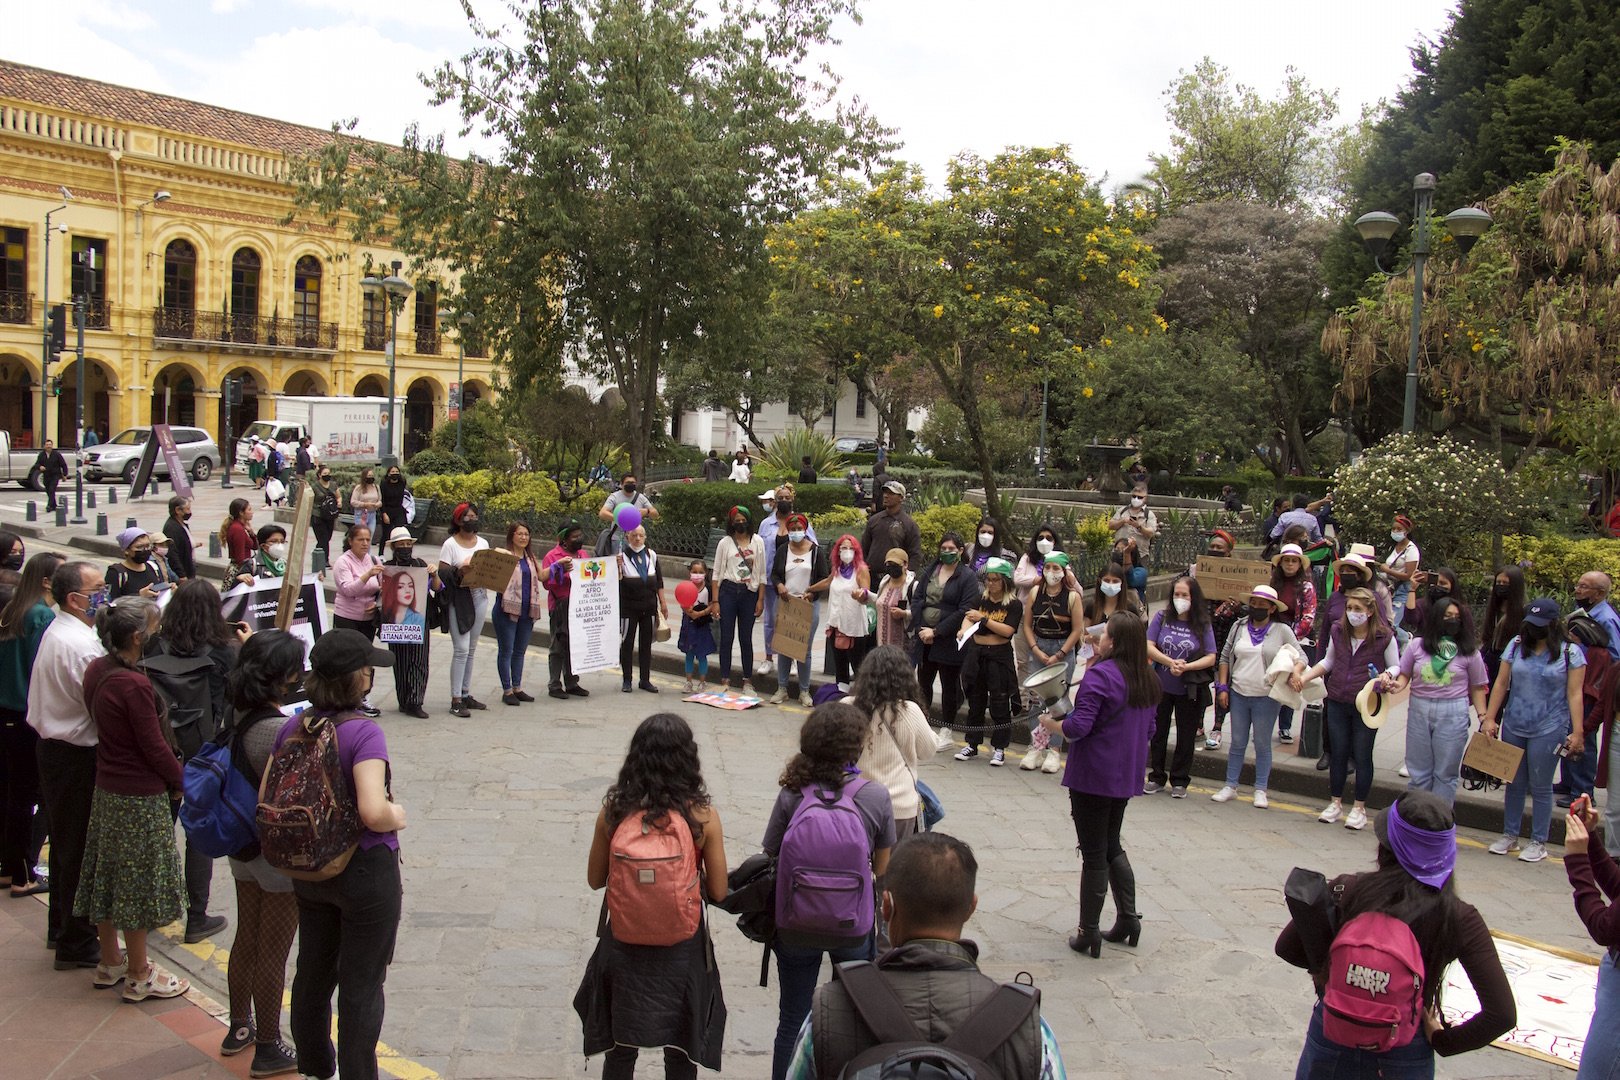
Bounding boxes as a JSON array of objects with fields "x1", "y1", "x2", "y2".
[
  {"x1": 1070, "y1": 857, "x2": 1109, "y2": 958},
  {"x1": 1100, "y1": 852, "x2": 1141, "y2": 947}
]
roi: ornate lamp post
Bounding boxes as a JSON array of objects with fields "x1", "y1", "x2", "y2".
[{"x1": 360, "y1": 260, "x2": 411, "y2": 466}]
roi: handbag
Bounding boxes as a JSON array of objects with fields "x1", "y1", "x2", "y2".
[
  {"x1": 1284, "y1": 867, "x2": 1343, "y2": 978},
  {"x1": 655, "y1": 609, "x2": 672, "y2": 643},
  {"x1": 916, "y1": 779, "x2": 945, "y2": 832}
]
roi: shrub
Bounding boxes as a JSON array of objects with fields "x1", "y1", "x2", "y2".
[
  {"x1": 653, "y1": 480, "x2": 852, "y2": 527},
  {"x1": 760, "y1": 429, "x2": 845, "y2": 477},
  {"x1": 1330, "y1": 433, "x2": 1528, "y2": 566},
  {"x1": 411, "y1": 470, "x2": 501, "y2": 507},
  {"x1": 1503, "y1": 535, "x2": 1620, "y2": 595},
  {"x1": 810, "y1": 506, "x2": 868, "y2": 539},
  {"x1": 1073, "y1": 512, "x2": 1116, "y2": 554},
  {"x1": 405, "y1": 448, "x2": 470, "y2": 476},
  {"x1": 486, "y1": 474, "x2": 564, "y2": 515},
  {"x1": 916, "y1": 504, "x2": 985, "y2": 556},
  {"x1": 431, "y1": 402, "x2": 513, "y2": 472}
]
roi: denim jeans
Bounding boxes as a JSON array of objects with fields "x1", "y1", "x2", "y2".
[
  {"x1": 1294, "y1": 1000, "x2": 1433, "y2": 1079},
  {"x1": 1323, "y1": 697, "x2": 1377, "y2": 803},
  {"x1": 717, "y1": 581, "x2": 758, "y2": 685},
  {"x1": 1224, "y1": 691, "x2": 1281, "y2": 790},
  {"x1": 1563, "y1": 743, "x2": 1599, "y2": 799},
  {"x1": 1500, "y1": 727, "x2": 1563, "y2": 843},
  {"x1": 1278, "y1": 703, "x2": 1295, "y2": 737},
  {"x1": 771, "y1": 936, "x2": 873, "y2": 1080},
  {"x1": 490, "y1": 607, "x2": 535, "y2": 692},
  {"x1": 1609, "y1": 734, "x2": 1620, "y2": 859},
  {"x1": 1404, "y1": 696, "x2": 1472, "y2": 806},
  {"x1": 291, "y1": 845, "x2": 402, "y2": 1080},
  {"x1": 1579, "y1": 951, "x2": 1620, "y2": 1079},
  {"x1": 761, "y1": 586, "x2": 779, "y2": 662},
  {"x1": 449, "y1": 598, "x2": 489, "y2": 699},
  {"x1": 776, "y1": 598, "x2": 818, "y2": 692}
]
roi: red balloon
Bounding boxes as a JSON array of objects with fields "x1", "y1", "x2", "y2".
[{"x1": 675, "y1": 580, "x2": 700, "y2": 609}]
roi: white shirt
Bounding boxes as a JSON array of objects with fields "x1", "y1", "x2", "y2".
[
  {"x1": 440, "y1": 535, "x2": 491, "y2": 604},
  {"x1": 26, "y1": 611, "x2": 106, "y2": 746}
]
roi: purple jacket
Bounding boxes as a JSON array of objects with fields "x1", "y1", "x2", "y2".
[{"x1": 1059, "y1": 658, "x2": 1157, "y2": 799}]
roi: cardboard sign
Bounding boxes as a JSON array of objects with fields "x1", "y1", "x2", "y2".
[
  {"x1": 1462, "y1": 731, "x2": 1526, "y2": 783},
  {"x1": 378, "y1": 566, "x2": 428, "y2": 644},
  {"x1": 459, "y1": 548, "x2": 519, "y2": 593},
  {"x1": 1195, "y1": 555, "x2": 1274, "y2": 602},
  {"x1": 275, "y1": 489, "x2": 313, "y2": 633},
  {"x1": 568, "y1": 556, "x2": 621, "y2": 675},
  {"x1": 772, "y1": 595, "x2": 814, "y2": 664}
]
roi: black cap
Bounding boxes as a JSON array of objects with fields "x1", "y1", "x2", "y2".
[
  {"x1": 309, "y1": 628, "x2": 393, "y2": 676},
  {"x1": 1523, "y1": 597, "x2": 1561, "y2": 627}
]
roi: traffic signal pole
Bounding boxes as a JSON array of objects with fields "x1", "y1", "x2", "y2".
[
  {"x1": 221, "y1": 376, "x2": 235, "y2": 488},
  {"x1": 71, "y1": 260, "x2": 89, "y2": 524}
]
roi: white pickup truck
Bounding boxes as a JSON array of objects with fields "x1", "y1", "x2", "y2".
[{"x1": 0, "y1": 431, "x2": 46, "y2": 489}]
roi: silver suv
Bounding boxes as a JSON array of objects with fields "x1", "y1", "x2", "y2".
[{"x1": 84, "y1": 427, "x2": 220, "y2": 483}]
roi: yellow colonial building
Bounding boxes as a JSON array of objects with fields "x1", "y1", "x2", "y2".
[{"x1": 0, "y1": 60, "x2": 494, "y2": 461}]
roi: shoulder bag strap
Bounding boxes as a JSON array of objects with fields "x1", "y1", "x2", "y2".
[
  {"x1": 939, "y1": 982, "x2": 1040, "y2": 1059},
  {"x1": 834, "y1": 960, "x2": 926, "y2": 1044}
]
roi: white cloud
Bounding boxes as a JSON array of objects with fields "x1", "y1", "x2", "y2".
[
  {"x1": 79, "y1": 0, "x2": 157, "y2": 32},
  {"x1": 290, "y1": 0, "x2": 481, "y2": 31},
  {"x1": 211, "y1": 0, "x2": 246, "y2": 13}
]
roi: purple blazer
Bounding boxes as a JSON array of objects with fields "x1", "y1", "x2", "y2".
[{"x1": 1059, "y1": 658, "x2": 1157, "y2": 799}]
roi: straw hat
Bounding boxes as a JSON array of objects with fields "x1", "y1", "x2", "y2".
[
  {"x1": 1356, "y1": 679, "x2": 1395, "y2": 729},
  {"x1": 1248, "y1": 584, "x2": 1288, "y2": 612},
  {"x1": 1271, "y1": 543, "x2": 1305, "y2": 567}
]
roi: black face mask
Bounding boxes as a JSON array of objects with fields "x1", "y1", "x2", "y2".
[
  {"x1": 1248, "y1": 605, "x2": 1271, "y2": 622},
  {"x1": 392, "y1": 547, "x2": 415, "y2": 563},
  {"x1": 623, "y1": 483, "x2": 637, "y2": 494},
  {"x1": 1439, "y1": 618, "x2": 1462, "y2": 638},
  {"x1": 564, "y1": 535, "x2": 584, "y2": 553},
  {"x1": 1520, "y1": 622, "x2": 1548, "y2": 643},
  {"x1": 1, "y1": 552, "x2": 22, "y2": 572},
  {"x1": 460, "y1": 518, "x2": 480, "y2": 533},
  {"x1": 1492, "y1": 583, "x2": 1511, "y2": 598},
  {"x1": 1577, "y1": 596, "x2": 1597, "y2": 611},
  {"x1": 182, "y1": 512, "x2": 193, "y2": 522},
  {"x1": 129, "y1": 550, "x2": 151, "y2": 565},
  {"x1": 884, "y1": 562, "x2": 902, "y2": 579},
  {"x1": 1427, "y1": 585, "x2": 1450, "y2": 602},
  {"x1": 777, "y1": 501, "x2": 793, "y2": 516}
]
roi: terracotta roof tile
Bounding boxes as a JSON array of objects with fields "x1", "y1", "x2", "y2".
[{"x1": 0, "y1": 60, "x2": 337, "y2": 155}]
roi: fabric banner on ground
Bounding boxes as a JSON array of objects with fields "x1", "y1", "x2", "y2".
[
  {"x1": 221, "y1": 574, "x2": 329, "y2": 667},
  {"x1": 772, "y1": 595, "x2": 813, "y2": 663},
  {"x1": 378, "y1": 567, "x2": 428, "y2": 644},
  {"x1": 1440, "y1": 931, "x2": 1598, "y2": 1070},
  {"x1": 1194, "y1": 555, "x2": 1274, "y2": 601},
  {"x1": 568, "y1": 556, "x2": 620, "y2": 675},
  {"x1": 684, "y1": 691, "x2": 761, "y2": 710}
]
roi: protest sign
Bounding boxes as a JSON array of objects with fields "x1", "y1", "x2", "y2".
[
  {"x1": 1194, "y1": 555, "x2": 1274, "y2": 602},
  {"x1": 772, "y1": 595, "x2": 814, "y2": 663},
  {"x1": 461, "y1": 548, "x2": 519, "y2": 593},
  {"x1": 378, "y1": 566, "x2": 428, "y2": 644},
  {"x1": 568, "y1": 555, "x2": 621, "y2": 675},
  {"x1": 221, "y1": 574, "x2": 329, "y2": 667},
  {"x1": 1462, "y1": 732, "x2": 1526, "y2": 784}
]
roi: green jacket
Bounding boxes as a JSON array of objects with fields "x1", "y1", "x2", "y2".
[{"x1": 0, "y1": 601, "x2": 54, "y2": 712}]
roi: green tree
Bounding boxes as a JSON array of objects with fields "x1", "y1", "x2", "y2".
[{"x1": 292, "y1": 0, "x2": 889, "y2": 477}]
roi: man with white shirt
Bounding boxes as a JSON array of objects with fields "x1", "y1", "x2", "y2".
[{"x1": 27, "y1": 561, "x2": 107, "y2": 969}]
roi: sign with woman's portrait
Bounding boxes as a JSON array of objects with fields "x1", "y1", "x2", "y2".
[{"x1": 379, "y1": 566, "x2": 429, "y2": 644}]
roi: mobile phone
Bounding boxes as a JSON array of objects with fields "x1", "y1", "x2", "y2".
[
  {"x1": 152, "y1": 581, "x2": 174, "y2": 592},
  {"x1": 1571, "y1": 794, "x2": 1592, "y2": 818}
]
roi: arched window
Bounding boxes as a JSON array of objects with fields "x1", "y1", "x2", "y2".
[
  {"x1": 158, "y1": 239, "x2": 196, "y2": 339},
  {"x1": 293, "y1": 254, "x2": 321, "y2": 346},
  {"x1": 230, "y1": 247, "x2": 261, "y2": 343}
]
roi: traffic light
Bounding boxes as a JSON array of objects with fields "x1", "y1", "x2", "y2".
[
  {"x1": 49, "y1": 376, "x2": 62, "y2": 398},
  {"x1": 47, "y1": 304, "x2": 66, "y2": 358}
]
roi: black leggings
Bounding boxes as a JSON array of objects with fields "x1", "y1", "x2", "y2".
[
  {"x1": 833, "y1": 633, "x2": 872, "y2": 687},
  {"x1": 1149, "y1": 690, "x2": 1204, "y2": 788},
  {"x1": 620, "y1": 611, "x2": 655, "y2": 684},
  {"x1": 0, "y1": 711, "x2": 41, "y2": 884},
  {"x1": 962, "y1": 646, "x2": 1017, "y2": 750},
  {"x1": 915, "y1": 654, "x2": 963, "y2": 731},
  {"x1": 603, "y1": 1046, "x2": 696, "y2": 1080}
]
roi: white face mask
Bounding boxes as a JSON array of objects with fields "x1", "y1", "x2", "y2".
[
  {"x1": 266, "y1": 543, "x2": 288, "y2": 561},
  {"x1": 839, "y1": 549, "x2": 855, "y2": 565},
  {"x1": 1044, "y1": 568, "x2": 1063, "y2": 585},
  {"x1": 1391, "y1": 531, "x2": 1406, "y2": 543},
  {"x1": 1131, "y1": 497, "x2": 1145, "y2": 508},
  {"x1": 627, "y1": 539, "x2": 646, "y2": 552},
  {"x1": 1347, "y1": 610, "x2": 1370, "y2": 627},
  {"x1": 1036, "y1": 539, "x2": 1054, "y2": 555},
  {"x1": 1172, "y1": 597, "x2": 1191, "y2": 615},
  {"x1": 787, "y1": 530, "x2": 806, "y2": 543},
  {"x1": 1100, "y1": 581, "x2": 1122, "y2": 597},
  {"x1": 977, "y1": 532, "x2": 995, "y2": 549}
]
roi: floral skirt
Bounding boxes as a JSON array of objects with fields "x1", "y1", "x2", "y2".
[{"x1": 74, "y1": 789, "x2": 184, "y2": 931}]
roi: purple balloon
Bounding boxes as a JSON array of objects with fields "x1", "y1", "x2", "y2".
[{"x1": 615, "y1": 503, "x2": 642, "y2": 532}]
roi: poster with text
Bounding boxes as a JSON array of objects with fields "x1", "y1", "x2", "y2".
[
  {"x1": 568, "y1": 556, "x2": 621, "y2": 675},
  {"x1": 221, "y1": 574, "x2": 329, "y2": 667},
  {"x1": 378, "y1": 566, "x2": 428, "y2": 644}
]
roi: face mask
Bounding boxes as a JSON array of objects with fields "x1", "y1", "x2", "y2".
[
  {"x1": 1248, "y1": 605, "x2": 1272, "y2": 622},
  {"x1": 689, "y1": 573, "x2": 706, "y2": 586},
  {"x1": 266, "y1": 543, "x2": 288, "y2": 562},
  {"x1": 623, "y1": 483, "x2": 637, "y2": 494},
  {"x1": 1439, "y1": 619, "x2": 1462, "y2": 638},
  {"x1": 388, "y1": 473, "x2": 400, "y2": 482},
  {"x1": 319, "y1": 474, "x2": 331, "y2": 483},
  {"x1": 1347, "y1": 610, "x2": 1369, "y2": 628},
  {"x1": 1492, "y1": 582, "x2": 1511, "y2": 598},
  {"x1": 83, "y1": 589, "x2": 110, "y2": 617},
  {"x1": 563, "y1": 535, "x2": 583, "y2": 552},
  {"x1": 128, "y1": 550, "x2": 151, "y2": 564},
  {"x1": 939, "y1": 551, "x2": 959, "y2": 565},
  {"x1": 1208, "y1": 548, "x2": 1229, "y2": 559},
  {"x1": 1172, "y1": 597, "x2": 1191, "y2": 615},
  {"x1": 1131, "y1": 497, "x2": 1145, "y2": 508},
  {"x1": 1521, "y1": 622, "x2": 1547, "y2": 643},
  {"x1": 732, "y1": 524, "x2": 749, "y2": 536},
  {"x1": 1100, "y1": 581, "x2": 1122, "y2": 597},
  {"x1": 1427, "y1": 585, "x2": 1449, "y2": 602},
  {"x1": 393, "y1": 547, "x2": 415, "y2": 563},
  {"x1": 977, "y1": 532, "x2": 995, "y2": 549},
  {"x1": 627, "y1": 539, "x2": 646, "y2": 552},
  {"x1": 788, "y1": 530, "x2": 806, "y2": 543},
  {"x1": 460, "y1": 518, "x2": 480, "y2": 533},
  {"x1": 777, "y1": 501, "x2": 793, "y2": 515},
  {"x1": 1390, "y1": 530, "x2": 1406, "y2": 543},
  {"x1": 1576, "y1": 595, "x2": 1596, "y2": 611},
  {"x1": 840, "y1": 549, "x2": 855, "y2": 565},
  {"x1": 1044, "y1": 568, "x2": 1064, "y2": 585},
  {"x1": 182, "y1": 512, "x2": 193, "y2": 521},
  {"x1": 1, "y1": 552, "x2": 21, "y2": 572},
  {"x1": 761, "y1": 503, "x2": 775, "y2": 514},
  {"x1": 1036, "y1": 539, "x2": 1054, "y2": 555},
  {"x1": 885, "y1": 563, "x2": 903, "y2": 579}
]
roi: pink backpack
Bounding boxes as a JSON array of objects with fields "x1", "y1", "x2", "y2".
[
  {"x1": 605, "y1": 810, "x2": 702, "y2": 946},
  {"x1": 1321, "y1": 912, "x2": 1426, "y2": 1052}
]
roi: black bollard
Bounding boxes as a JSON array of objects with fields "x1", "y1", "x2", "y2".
[
  {"x1": 108, "y1": 487, "x2": 117, "y2": 504},
  {"x1": 96, "y1": 513, "x2": 108, "y2": 536},
  {"x1": 87, "y1": 490, "x2": 96, "y2": 509},
  {"x1": 209, "y1": 532, "x2": 222, "y2": 560},
  {"x1": 55, "y1": 505, "x2": 67, "y2": 527},
  {"x1": 25, "y1": 502, "x2": 36, "y2": 523},
  {"x1": 126, "y1": 517, "x2": 137, "y2": 530}
]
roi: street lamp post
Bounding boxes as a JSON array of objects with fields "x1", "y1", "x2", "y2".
[
  {"x1": 361, "y1": 260, "x2": 411, "y2": 467},
  {"x1": 39, "y1": 190, "x2": 69, "y2": 447},
  {"x1": 438, "y1": 307, "x2": 474, "y2": 455},
  {"x1": 1353, "y1": 174, "x2": 1493, "y2": 434}
]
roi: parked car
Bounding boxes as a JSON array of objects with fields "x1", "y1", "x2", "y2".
[
  {"x1": 834, "y1": 436, "x2": 880, "y2": 454},
  {"x1": 84, "y1": 427, "x2": 219, "y2": 483}
]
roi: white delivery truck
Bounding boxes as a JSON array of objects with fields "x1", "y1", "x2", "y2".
[{"x1": 235, "y1": 396, "x2": 405, "y2": 471}]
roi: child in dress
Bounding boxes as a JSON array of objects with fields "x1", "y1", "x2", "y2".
[{"x1": 680, "y1": 560, "x2": 718, "y2": 693}]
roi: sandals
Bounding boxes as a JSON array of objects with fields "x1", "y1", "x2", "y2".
[
  {"x1": 9, "y1": 880, "x2": 47, "y2": 898},
  {"x1": 122, "y1": 963, "x2": 189, "y2": 1003}
]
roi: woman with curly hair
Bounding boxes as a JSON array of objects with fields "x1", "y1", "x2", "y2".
[
  {"x1": 576, "y1": 714, "x2": 729, "y2": 1079},
  {"x1": 763, "y1": 702, "x2": 894, "y2": 1080}
]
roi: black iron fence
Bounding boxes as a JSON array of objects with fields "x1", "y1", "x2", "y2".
[
  {"x1": 153, "y1": 307, "x2": 338, "y2": 351},
  {"x1": 0, "y1": 289, "x2": 32, "y2": 324}
]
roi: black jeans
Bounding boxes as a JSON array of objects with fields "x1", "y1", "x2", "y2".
[
  {"x1": 1069, "y1": 790, "x2": 1129, "y2": 928},
  {"x1": 915, "y1": 654, "x2": 963, "y2": 732},
  {"x1": 1149, "y1": 689, "x2": 1203, "y2": 788},
  {"x1": 312, "y1": 517, "x2": 335, "y2": 567},
  {"x1": 549, "y1": 601, "x2": 580, "y2": 689},
  {"x1": 43, "y1": 474, "x2": 61, "y2": 510},
  {"x1": 36, "y1": 739, "x2": 98, "y2": 956},
  {"x1": 166, "y1": 798, "x2": 216, "y2": 924},
  {"x1": 832, "y1": 633, "x2": 871, "y2": 686},
  {"x1": 962, "y1": 646, "x2": 1017, "y2": 750},
  {"x1": 291, "y1": 845, "x2": 402, "y2": 1080},
  {"x1": 603, "y1": 1046, "x2": 697, "y2": 1080},
  {"x1": 620, "y1": 610, "x2": 655, "y2": 685},
  {"x1": 0, "y1": 709, "x2": 41, "y2": 884},
  {"x1": 1324, "y1": 697, "x2": 1378, "y2": 803}
]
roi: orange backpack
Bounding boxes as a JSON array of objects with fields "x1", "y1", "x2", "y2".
[{"x1": 605, "y1": 810, "x2": 703, "y2": 946}]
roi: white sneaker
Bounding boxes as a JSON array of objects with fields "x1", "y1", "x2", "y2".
[
  {"x1": 1142, "y1": 780, "x2": 1163, "y2": 795},
  {"x1": 1042, "y1": 749, "x2": 1062, "y2": 774},
  {"x1": 1397, "y1": 762, "x2": 1410, "y2": 778},
  {"x1": 755, "y1": 660, "x2": 773, "y2": 677},
  {"x1": 935, "y1": 726, "x2": 956, "y2": 752},
  {"x1": 1344, "y1": 806, "x2": 1369, "y2": 831},
  {"x1": 1518, "y1": 841, "x2": 1548, "y2": 863},
  {"x1": 1211, "y1": 786, "x2": 1236, "y2": 803},
  {"x1": 1020, "y1": 747, "x2": 1043, "y2": 770},
  {"x1": 1205, "y1": 731, "x2": 1221, "y2": 749},
  {"x1": 799, "y1": 691, "x2": 813, "y2": 708},
  {"x1": 1253, "y1": 790, "x2": 1269, "y2": 809},
  {"x1": 741, "y1": 680, "x2": 760, "y2": 698},
  {"x1": 769, "y1": 689, "x2": 787, "y2": 705},
  {"x1": 1317, "y1": 802, "x2": 1343, "y2": 824},
  {"x1": 989, "y1": 749, "x2": 1005, "y2": 767},
  {"x1": 1487, "y1": 834, "x2": 1520, "y2": 856}
]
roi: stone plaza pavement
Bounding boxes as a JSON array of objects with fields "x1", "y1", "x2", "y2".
[{"x1": 0, "y1": 483, "x2": 1598, "y2": 1078}]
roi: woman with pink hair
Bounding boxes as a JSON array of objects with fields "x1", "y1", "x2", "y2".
[{"x1": 818, "y1": 534, "x2": 873, "y2": 691}]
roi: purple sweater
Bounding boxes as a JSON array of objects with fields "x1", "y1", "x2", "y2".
[{"x1": 1058, "y1": 658, "x2": 1157, "y2": 799}]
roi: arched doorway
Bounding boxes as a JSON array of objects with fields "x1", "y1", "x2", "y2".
[
  {"x1": 461, "y1": 380, "x2": 488, "y2": 412},
  {"x1": 355, "y1": 375, "x2": 387, "y2": 398},
  {"x1": 221, "y1": 366, "x2": 262, "y2": 443},
  {"x1": 405, "y1": 377, "x2": 438, "y2": 460},
  {"x1": 293, "y1": 255, "x2": 322, "y2": 348},
  {"x1": 0, "y1": 355, "x2": 39, "y2": 448},
  {"x1": 284, "y1": 370, "x2": 326, "y2": 397},
  {"x1": 59, "y1": 358, "x2": 117, "y2": 444}
]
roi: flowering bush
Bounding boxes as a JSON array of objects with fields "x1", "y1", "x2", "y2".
[
  {"x1": 410, "y1": 470, "x2": 563, "y2": 514},
  {"x1": 1502, "y1": 535, "x2": 1620, "y2": 594},
  {"x1": 1330, "y1": 433, "x2": 1527, "y2": 565}
]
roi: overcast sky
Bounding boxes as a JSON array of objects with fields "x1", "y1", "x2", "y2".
[{"x1": 10, "y1": 0, "x2": 1460, "y2": 193}]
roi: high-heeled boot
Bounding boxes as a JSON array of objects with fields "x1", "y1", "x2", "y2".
[
  {"x1": 1100, "y1": 852, "x2": 1142, "y2": 946},
  {"x1": 1068, "y1": 858, "x2": 1109, "y2": 958}
]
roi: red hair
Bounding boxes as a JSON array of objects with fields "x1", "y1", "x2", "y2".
[
  {"x1": 451, "y1": 501, "x2": 474, "y2": 526},
  {"x1": 834, "y1": 534, "x2": 865, "y2": 573}
]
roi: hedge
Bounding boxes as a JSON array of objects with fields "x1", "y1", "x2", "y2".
[
  {"x1": 405, "y1": 448, "x2": 470, "y2": 476},
  {"x1": 653, "y1": 481, "x2": 853, "y2": 526}
]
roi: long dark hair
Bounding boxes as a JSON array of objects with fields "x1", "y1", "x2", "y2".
[
  {"x1": 219, "y1": 497, "x2": 250, "y2": 545},
  {"x1": 780, "y1": 702, "x2": 869, "y2": 790},
  {"x1": 1026, "y1": 523, "x2": 1063, "y2": 563},
  {"x1": 1347, "y1": 791, "x2": 1461, "y2": 1006},
  {"x1": 159, "y1": 580, "x2": 235, "y2": 655},
  {"x1": 1420, "y1": 595, "x2": 1478, "y2": 656},
  {"x1": 851, "y1": 645, "x2": 923, "y2": 731},
  {"x1": 603, "y1": 713, "x2": 711, "y2": 834},
  {"x1": 1166, "y1": 574, "x2": 1210, "y2": 638},
  {"x1": 1085, "y1": 562, "x2": 1140, "y2": 623},
  {"x1": 1105, "y1": 610, "x2": 1161, "y2": 709},
  {"x1": 969, "y1": 517, "x2": 1004, "y2": 562},
  {"x1": 1482, "y1": 565, "x2": 1525, "y2": 653},
  {"x1": 228, "y1": 629, "x2": 305, "y2": 711},
  {"x1": 0, "y1": 551, "x2": 65, "y2": 641}
]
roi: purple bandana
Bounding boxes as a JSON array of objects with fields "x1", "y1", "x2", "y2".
[{"x1": 1385, "y1": 798, "x2": 1456, "y2": 890}]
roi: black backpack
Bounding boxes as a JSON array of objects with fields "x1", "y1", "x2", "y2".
[
  {"x1": 140, "y1": 650, "x2": 220, "y2": 761},
  {"x1": 831, "y1": 960, "x2": 1040, "y2": 1080}
]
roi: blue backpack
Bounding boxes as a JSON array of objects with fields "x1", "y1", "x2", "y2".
[
  {"x1": 181, "y1": 712, "x2": 274, "y2": 860},
  {"x1": 774, "y1": 778, "x2": 875, "y2": 950}
]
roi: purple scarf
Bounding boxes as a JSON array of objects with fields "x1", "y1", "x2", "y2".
[{"x1": 1385, "y1": 798, "x2": 1456, "y2": 889}]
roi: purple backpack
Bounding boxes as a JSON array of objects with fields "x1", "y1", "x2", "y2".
[{"x1": 775, "y1": 779, "x2": 874, "y2": 950}]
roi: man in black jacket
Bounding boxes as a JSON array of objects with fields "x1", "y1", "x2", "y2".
[
  {"x1": 34, "y1": 439, "x2": 68, "y2": 512},
  {"x1": 161, "y1": 495, "x2": 196, "y2": 581}
]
